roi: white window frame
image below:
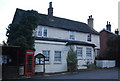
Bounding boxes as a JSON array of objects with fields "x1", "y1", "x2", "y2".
[
  {"x1": 42, "y1": 50, "x2": 50, "y2": 62},
  {"x1": 38, "y1": 26, "x2": 48, "y2": 37},
  {"x1": 38, "y1": 26, "x2": 42, "y2": 37},
  {"x1": 54, "y1": 51, "x2": 61, "y2": 62},
  {"x1": 69, "y1": 31, "x2": 75, "y2": 40},
  {"x1": 76, "y1": 47, "x2": 83, "y2": 58},
  {"x1": 87, "y1": 34, "x2": 91, "y2": 42},
  {"x1": 86, "y1": 48, "x2": 92, "y2": 58},
  {"x1": 43, "y1": 27, "x2": 47, "y2": 37}
]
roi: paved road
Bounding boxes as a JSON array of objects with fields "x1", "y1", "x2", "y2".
[
  {"x1": 2, "y1": 68, "x2": 119, "y2": 81},
  {"x1": 32, "y1": 68, "x2": 119, "y2": 79}
]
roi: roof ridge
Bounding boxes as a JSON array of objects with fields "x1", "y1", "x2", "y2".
[
  {"x1": 13, "y1": 8, "x2": 99, "y2": 35},
  {"x1": 16, "y1": 8, "x2": 88, "y2": 25}
]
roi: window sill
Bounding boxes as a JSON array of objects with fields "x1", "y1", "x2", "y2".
[
  {"x1": 85, "y1": 58, "x2": 93, "y2": 60},
  {"x1": 54, "y1": 61, "x2": 62, "y2": 64},
  {"x1": 45, "y1": 61, "x2": 50, "y2": 64},
  {"x1": 77, "y1": 58, "x2": 84, "y2": 60}
]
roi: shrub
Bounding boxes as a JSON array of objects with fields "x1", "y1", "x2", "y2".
[{"x1": 67, "y1": 47, "x2": 77, "y2": 72}]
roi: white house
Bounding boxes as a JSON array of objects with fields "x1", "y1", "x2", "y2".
[{"x1": 13, "y1": 2, "x2": 100, "y2": 73}]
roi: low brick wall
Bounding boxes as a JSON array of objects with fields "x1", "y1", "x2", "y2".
[{"x1": 96, "y1": 60, "x2": 116, "y2": 68}]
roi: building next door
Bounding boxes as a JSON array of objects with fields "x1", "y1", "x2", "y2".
[{"x1": 24, "y1": 50, "x2": 34, "y2": 75}]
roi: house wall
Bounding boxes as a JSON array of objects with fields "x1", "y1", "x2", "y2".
[
  {"x1": 75, "y1": 45, "x2": 95, "y2": 69},
  {"x1": 34, "y1": 40, "x2": 68, "y2": 73},
  {"x1": 34, "y1": 25, "x2": 100, "y2": 73},
  {"x1": 34, "y1": 40, "x2": 95, "y2": 73},
  {"x1": 0, "y1": 45, "x2": 2, "y2": 80},
  {"x1": 35, "y1": 25, "x2": 100, "y2": 48},
  {"x1": 100, "y1": 31, "x2": 115, "y2": 55}
]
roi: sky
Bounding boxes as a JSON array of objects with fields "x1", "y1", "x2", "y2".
[{"x1": 0, "y1": 0, "x2": 119, "y2": 44}]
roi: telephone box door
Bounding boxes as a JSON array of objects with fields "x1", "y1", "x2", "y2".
[{"x1": 24, "y1": 50, "x2": 34, "y2": 75}]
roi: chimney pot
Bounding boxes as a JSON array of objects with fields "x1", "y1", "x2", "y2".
[
  {"x1": 115, "y1": 29, "x2": 119, "y2": 35},
  {"x1": 106, "y1": 21, "x2": 111, "y2": 31},
  {"x1": 88, "y1": 15, "x2": 94, "y2": 28},
  {"x1": 48, "y1": 2, "x2": 53, "y2": 17}
]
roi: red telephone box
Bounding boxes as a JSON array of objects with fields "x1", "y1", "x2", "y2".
[{"x1": 24, "y1": 50, "x2": 34, "y2": 75}]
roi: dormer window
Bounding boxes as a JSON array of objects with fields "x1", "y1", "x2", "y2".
[
  {"x1": 87, "y1": 34, "x2": 91, "y2": 42},
  {"x1": 43, "y1": 27, "x2": 47, "y2": 37},
  {"x1": 38, "y1": 26, "x2": 48, "y2": 37},
  {"x1": 69, "y1": 31, "x2": 75, "y2": 40},
  {"x1": 38, "y1": 27, "x2": 42, "y2": 36}
]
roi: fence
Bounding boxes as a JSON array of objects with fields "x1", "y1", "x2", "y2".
[{"x1": 96, "y1": 60, "x2": 116, "y2": 68}]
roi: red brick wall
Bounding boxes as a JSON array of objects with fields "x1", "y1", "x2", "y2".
[{"x1": 100, "y1": 30, "x2": 115, "y2": 55}]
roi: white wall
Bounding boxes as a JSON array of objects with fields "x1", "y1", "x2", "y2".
[
  {"x1": 35, "y1": 40, "x2": 96, "y2": 72},
  {"x1": 35, "y1": 25, "x2": 100, "y2": 49},
  {"x1": 96, "y1": 60, "x2": 116, "y2": 68},
  {"x1": 0, "y1": 46, "x2": 2, "y2": 80},
  {"x1": 75, "y1": 45, "x2": 95, "y2": 69},
  {"x1": 34, "y1": 25, "x2": 100, "y2": 72},
  {"x1": 35, "y1": 40, "x2": 68, "y2": 73},
  {"x1": 91, "y1": 34, "x2": 100, "y2": 48}
]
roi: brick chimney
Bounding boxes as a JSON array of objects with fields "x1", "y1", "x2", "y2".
[
  {"x1": 48, "y1": 2, "x2": 53, "y2": 17},
  {"x1": 106, "y1": 21, "x2": 111, "y2": 31},
  {"x1": 88, "y1": 15, "x2": 94, "y2": 28},
  {"x1": 115, "y1": 29, "x2": 119, "y2": 35}
]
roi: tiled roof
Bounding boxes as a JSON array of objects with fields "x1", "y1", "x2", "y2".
[
  {"x1": 12, "y1": 8, "x2": 99, "y2": 35},
  {"x1": 100, "y1": 28, "x2": 116, "y2": 35}
]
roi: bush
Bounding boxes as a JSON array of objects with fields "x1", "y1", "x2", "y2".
[
  {"x1": 67, "y1": 47, "x2": 77, "y2": 72},
  {"x1": 83, "y1": 61, "x2": 96, "y2": 69}
]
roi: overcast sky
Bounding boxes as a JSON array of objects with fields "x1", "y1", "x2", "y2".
[{"x1": 0, "y1": 0, "x2": 119, "y2": 44}]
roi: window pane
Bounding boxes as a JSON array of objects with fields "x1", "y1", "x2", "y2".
[
  {"x1": 54, "y1": 51, "x2": 61, "y2": 62},
  {"x1": 86, "y1": 48, "x2": 92, "y2": 57},
  {"x1": 69, "y1": 31, "x2": 75, "y2": 40},
  {"x1": 35, "y1": 58, "x2": 40, "y2": 64},
  {"x1": 87, "y1": 34, "x2": 91, "y2": 41},
  {"x1": 43, "y1": 50, "x2": 50, "y2": 61},
  {"x1": 43, "y1": 27, "x2": 47, "y2": 37},
  {"x1": 38, "y1": 27, "x2": 42, "y2": 36},
  {"x1": 38, "y1": 31, "x2": 42, "y2": 36},
  {"x1": 77, "y1": 47, "x2": 82, "y2": 57}
]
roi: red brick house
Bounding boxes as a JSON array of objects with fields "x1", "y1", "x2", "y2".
[{"x1": 99, "y1": 21, "x2": 119, "y2": 56}]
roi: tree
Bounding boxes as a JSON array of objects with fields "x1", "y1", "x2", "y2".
[
  {"x1": 67, "y1": 47, "x2": 77, "y2": 72},
  {"x1": 6, "y1": 10, "x2": 39, "y2": 52}
]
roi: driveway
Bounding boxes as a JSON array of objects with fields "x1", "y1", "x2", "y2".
[{"x1": 32, "y1": 68, "x2": 119, "y2": 79}]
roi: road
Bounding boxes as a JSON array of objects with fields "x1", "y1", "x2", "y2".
[
  {"x1": 32, "y1": 68, "x2": 119, "y2": 79},
  {"x1": 2, "y1": 68, "x2": 119, "y2": 81}
]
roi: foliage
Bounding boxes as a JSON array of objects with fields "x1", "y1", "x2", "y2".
[
  {"x1": 67, "y1": 47, "x2": 77, "y2": 63},
  {"x1": 67, "y1": 47, "x2": 77, "y2": 72},
  {"x1": 83, "y1": 61, "x2": 96, "y2": 69},
  {"x1": 6, "y1": 10, "x2": 39, "y2": 51}
]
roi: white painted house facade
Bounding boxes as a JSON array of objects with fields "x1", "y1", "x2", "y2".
[{"x1": 13, "y1": 2, "x2": 100, "y2": 73}]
